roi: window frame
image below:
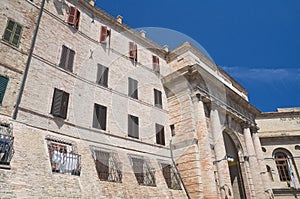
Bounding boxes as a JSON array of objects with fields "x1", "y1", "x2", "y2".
[
  {"x1": 154, "y1": 88, "x2": 162, "y2": 108},
  {"x1": 130, "y1": 156, "x2": 156, "y2": 186},
  {"x1": 93, "y1": 103, "x2": 107, "y2": 131},
  {"x1": 96, "y1": 64, "x2": 109, "y2": 87},
  {"x1": 128, "y1": 77, "x2": 138, "y2": 99},
  {"x1": 161, "y1": 163, "x2": 182, "y2": 190},
  {"x1": 129, "y1": 42, "x2": 137, "y2": 62},
  {"x1": 59, "y1": 45, "x2": 75, "y2": 72},
  {"x1": 156, "y1": 123, "x2": 165, "y2": 145},
  {"x1": 274, "y1": 151, "x2": 292, "y2": 182},
  {"x1": 128, "y1": 114, "x2": 139, "y2": 139},
  {"x1": 152, "y1": 55, "x2": 160, "y2": 73},
  {"x1": 2, "y1": 19, "x2": 23, "y2": 47}
]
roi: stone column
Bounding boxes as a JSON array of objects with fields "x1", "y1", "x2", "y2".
[
  {"x1": 243, "y1": 123, "x2": 264, "y2": 198},
  {"x1": 210, "y1": 102, "x2": 233, "y2": 199},
  {"x1": 252, "y1": 129, "x2": 274, "y2": 199},
  {"x1": 193, "y1": 94, "x2": 218, "y2": 199}
]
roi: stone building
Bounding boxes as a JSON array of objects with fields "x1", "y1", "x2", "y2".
[
  {"x1": 0, "y1": 0, "x2": 273, "y2": 198},
  {"x1": 257, "y1": 107, "x2": 300, "y2": 199}
]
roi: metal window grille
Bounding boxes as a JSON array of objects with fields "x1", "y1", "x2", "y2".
[
  {"x1": 0, "y1": 123, "x2": 14, "y2": 165},
  {"x1": 161, "y1": 163, "x2": 182, "y2": 190},
  {"x1": 275, "y1": 152, "x2": 291, "y2": 181},
  {"x1": 47, "y1": 141, "x2": 81, "y2": 176},
  {"x1": 93, "y1": 150, "x2": 122, "y2": 183},
  {"x1": 131, "y1": 157, "x2": 156, "y2": 186}
]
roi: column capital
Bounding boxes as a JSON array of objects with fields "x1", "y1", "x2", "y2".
[
  {"x1": 250, "y1": 125, "x2": 260, "y2": 133},
  {"x1": 241, "y1": 121, "x2": 251, "y2": 129}
]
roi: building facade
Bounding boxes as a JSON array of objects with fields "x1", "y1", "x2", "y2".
[
  {"x1": 257, "y1": 108, "x2": 300, "y2": 199},
  {"x1": 0, "y1": 0, "x2": 274, "y2": 198}
]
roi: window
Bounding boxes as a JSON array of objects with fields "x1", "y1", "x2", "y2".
[
  {"x1": 152, "y1": 55, "x2": 160, "y2": 73},
  {"x1": 96, "y1": 64, "x2": 108, "y2": 87},
  {"x1": 274, "y1": 151, "x2": 293, "y2": 181},
  {"x1": 51, "y1": 88, "x2": 69, "y2": 119},
  {"x1": 128, "y1": 114, "x2": 139, "y2": 139},
  {"x1": 170, "y1": 124, "x2": 175, "y2": 137},
  {"x1": 93, "y1": 104, "x2": 107, "y2": 130},
  {"x1": 46, "y1": 137, "x2": 81, "y2": 176},
  {"x1": 128, "y1": 77, "x2": 138, "y2": 99},
  {"x1": 154, "y1": 89, "x2": 162, "y2": 108},
  {"x1": 156, "y1": 123, "x2": 165, "y2": 145},
  {"x1": 130, "y1": 156, "x2": 155, "y2": 186},
  {"x1": 0, "y1": 122, "x2": 14, "y2": 166},
  {"x1": 161, "y1": 163, "x2": 181, "y2": 190},
  {"x1": 59, "y1": 45, "x2": 75, "y2": 72},
  {"x1": 100, "y1": 26, "x2": 111, "y2": 43},
  {"x1": 92, "y1": 149, "x2": 122, "y2": 182},
  {"x1": 67, "y1": 6, "x2": 80, "y2": 29},
  {"x1": 0, "y1": 75, "x2": 9, "y2": 106},
  {"x1": 2, "y1": 19, "x2": 22, "y2": 47},
  {"x1": 129, "y1": 42, "x2": 137, "y2": 62}
]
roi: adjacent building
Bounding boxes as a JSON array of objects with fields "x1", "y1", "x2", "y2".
[
  {"x1": 0, "y1": 0, "x2": 280, "y2": 198},
  {"x1": 257, "y1": 107, "x2": 300, "y2": 199}
]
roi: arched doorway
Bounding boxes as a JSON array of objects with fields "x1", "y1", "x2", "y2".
[{"x1": 223, "y1": 132, "x2": 247, "y2": 199}]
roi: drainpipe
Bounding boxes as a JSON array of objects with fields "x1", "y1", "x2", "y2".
[
  {"x1": 13, "y1": 0, "x2": 46, "y2": 120},
  {"x1": 170, "y1": 140, "x2": 191, "y2": 199}
]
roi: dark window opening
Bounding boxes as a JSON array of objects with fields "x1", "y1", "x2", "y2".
[
  {"x1": 59, "y1": 45, "x2": 75, "y2": 72},
  {"x1": 161, "y1": 163, "x2": 181, "y2": 190},
  {"x1": 128, "y1": 115, "x2": 139, "y2": 139},
  {"x1": 50, "y1": 88, "x2": 69, "y2": 119},
  {"x1": 129, "y1": 42, "x2": 137, "y2": 62},
  {"x1": 154, "y1": 89, "x2": 162, "y2": 108},
  {"x1": 152, "y1": 55, "x2": 160, "y2": 73},
  {"x1": 3, "y1": 19, "x2": 22, "y2": 47},
  {"x1": 0, "y1": 75, "x2": 9, "y2": 106},
  {"x1": 96, "y1": 64, "x2": 108, "y2": 87},
  {"x1": 156, "y1": 123, "x2": 165, "y2": 145},
  {"x1": 93, "y1": 104, "x2": 107, "y2": 130},
  {"x1": 170, "y1": 124, "x2": 175, "y2": 137},
  {"x1": 128, "y1": 77, "x2": 138, "y2": 99}
]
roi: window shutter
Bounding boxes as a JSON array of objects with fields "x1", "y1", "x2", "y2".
[
  {"x1": 67, "y1": 6, "x2": 77, "y2": 25},
  {"x1": 93, "y1": 104, "x2": 107, "y2": 130},
  {"x1": 100, "y1": 26, "x2": 108, "y2": 43},
  {"x1": 51, "y1": 88, "x2": 69, "y2": 119},
  {"x1": 61, "y1": 91, "x2": 69, "y2": 119},
  {"x1": 102, "y1": 67, "x2": 109, "y2": 87},
  {"x1": 152, "y1": 56, "x2": 160, "y2": 73},
  {"x1": 129, "y1": 42, "x2": 134, "y2": 59},
  {"x1": 0, "y1": 75, "x2": 9, "y2": 105},
  {"x1": 59, "y1": 45, "x2": 68, "y2": 68},
  {"x1": 3, "y1": 20, "x2": 14, "y2": 42},
  {"x1": 67, "y1": 49, "x2": 75, "y2": 72},
  {"x1": 134, "y1": 44, "x2": 137, "y2": 61},
  {"x1": 97, "y1": 64, "x2": 108, "y2": 87},
  {"x1": 99, "y1": 105, "x2": 107, "y2": 130},
  {"x1": 12, "y1": 24, "x2": 22, "y2": 46}
]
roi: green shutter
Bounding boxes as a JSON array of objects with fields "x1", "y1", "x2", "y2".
[
  {"x1": 0, "y1": 75, "x2": 9, "y2": 105},
  {"x1": 3, "y1": 20, "x2": 22, "y2": 47}
]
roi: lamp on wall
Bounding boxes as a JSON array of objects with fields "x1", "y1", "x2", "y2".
[{"x1": 213, "y1": 154, "x2": 235, "y2": 165}]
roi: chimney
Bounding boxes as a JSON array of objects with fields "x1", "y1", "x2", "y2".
[
  {"x1": 163, "y1": 45, "x2": 169, "y2": 52},
  {"x1": 140, "y1": 30, "x2": 146, "y2": 38},
  {"x1": 117, "y1": 15, "x2": 123, "y2": 24},
  {"x1": 89, "y1": 0, "x2": 95, "y2": 6}
]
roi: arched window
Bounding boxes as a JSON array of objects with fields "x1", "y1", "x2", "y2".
[{"x1": 274, "y1": 151, "x2": 292, "y2": 181}]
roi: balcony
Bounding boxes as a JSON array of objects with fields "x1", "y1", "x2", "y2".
[{"x1": 0, "y1": 122, "x2": 14, "y2": 167}]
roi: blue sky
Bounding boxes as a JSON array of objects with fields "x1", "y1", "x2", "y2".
[{"x1": 95, "y1": 0, "x2": 300, "y2": 112}]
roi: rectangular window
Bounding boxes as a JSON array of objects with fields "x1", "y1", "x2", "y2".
[
  {"x1": 93, "y1": 149, "x2": 122, "y2": 182},
  {"x1": 47, "y1": 138, "x2": 81, "y2": 176},
  {"x1": 128, "y1": 114, "x2": 139, "y2": 139},
  {"x1": 0, "y1": 75, "x2": 9, "y2": 106},
  {"x1": 152, "y1": 55, "x2": 160, "y2": 73},
  {"x1": 2, "y1": 19, "x2": 22, "y2": 47},
  {"x1": 93, "y1": 104, "x2": 107, "y2": 131},
  {"x1": 161, "y1": 163, "x2": 181, "y2": 190},
  {"x1": 156, "y1": 123, "x2": 165, "y2": 145},
  {"x1": 128, "y1": 77, "x2": 138, "y2": 99},
  {"x1": 129, "y1": 42, "x2": 137, "y2": 61},
  {"x1": 59, "y1": 45, "x2": 75, "y2": 72},
  {"x1": 67, "y1": 6, "x2": 80, "y2": 29},
  {"x1": 50, "y1": 88, "x2": 69, "y2": 119},
  {"x1": 154, "y1": 89, "x2": 162, "y2": 108},
  {"x1": 100, "y1": 26, "x2": 111, "y2": 43},
  {"x1": 0, "y1": 123, "x2": 14, "y2": 166},
  {"x1": 130, "y1": 157, "x2": 156, "y2": 186},
  {"x1": 170, "y1": 124, "x2": 175, "y2": 137},
  {"x1": 96, "y1": 64, "x2": 108, "y2": 87}
]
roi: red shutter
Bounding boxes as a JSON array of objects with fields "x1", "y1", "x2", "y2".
[
  {"x1": 100, "y1": 26, "x2": 108, "y2": 43},
  {"x1": 153, "y1": 55, "x2": 160, "y2": 73},
  {"x1": 129, "y1": 42, "x2": 134, "y2": 59},
  {"x1": 134, "y1": 44, "x2": 137, "y2": 61},
  {"x1": 68, "y1": 6, "x2": 77, "y2": 25}
]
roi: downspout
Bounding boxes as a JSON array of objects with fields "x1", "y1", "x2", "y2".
[
  {"x1": 170, "y1": 140, "x2": 191, "y2": 199},
  {"x1": 13, "y1": 0, "x2": 46, "y2": 120}
]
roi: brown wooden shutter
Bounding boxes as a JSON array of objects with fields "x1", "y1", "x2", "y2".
[
  {"x1": 67, "y1": 49, "x2": 75, "y2": 72},
  {"x1": 68, "y1": 6, "x2": 77, "y2": 25},
  {"x1": 61, "y1": 91, "x2": 69, "y2": 119},
  {"x1": 100, "y1": 26, "x2": 108, "y2": 43},
  {"x1": 129, "y1": 42, "x2": 134, "y2": 59},
  {"x1": 51, "y1": 88, "x2": 69, "y2": 119},
  {"x1": 59, "y1": 45, "x2": 68, "y2": 68},
  {"x1": 134, "y1": 44, "x2": 137, "y2": 61},
  {"x1": 152, "y1": 55, "x2": 160, "y2": 73}
]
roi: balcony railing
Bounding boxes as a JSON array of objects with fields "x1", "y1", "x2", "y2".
[
  {"x1": 49, "y1": 147, "x2": 81, "y2": 176},
  {"x1": 0, "y1": 123, "x2": 14, "y2": 166}
]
